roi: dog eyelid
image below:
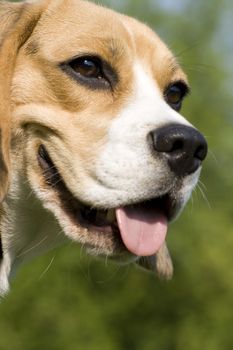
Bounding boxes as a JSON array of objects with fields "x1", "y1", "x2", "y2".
[
  {"x1": 59, "y1": 55, "x2": 118, "y2": 91},
  {"x1": 164, "y1": 81, "x2": 190, "y2": 111}
]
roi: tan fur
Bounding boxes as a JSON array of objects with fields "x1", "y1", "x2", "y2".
[
  {"x1": 0, "y1": 1, "x2": 48, "y2": 201},
  {"x1": 137, "y1": 242, "x2": 173, "y2": 280},
  {"x1": 11, "y1": 0, "x2": 187, "y2": 198},
  {"x1": 0, "y1": 0, "x2": 194, "y2": 292}
]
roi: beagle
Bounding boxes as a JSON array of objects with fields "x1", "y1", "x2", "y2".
[{"x1": 0, "y1": 0, "x2": 207, "y2": 295}]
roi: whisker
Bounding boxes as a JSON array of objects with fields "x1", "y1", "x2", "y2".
[
  {"x1": 182, "y1": 62, "x2": 218, "y2": 73},
  {"x1": 105, "y1": 254, "x2": 109, "y2": 268},
  {"x1": 39, "y1": 256, "x2": 55, "y2": 280},
  {"x1": 198, "y1": 180, "x2": 207, "y2": 191},
  {"x1": 174, "y1": 41, "x2": 203, "y2": 58},
  {"x1": 79, "y1": 243, "x2": 86, "y2": 260},
  {"x1": 197, "y1": 183, "x2": 212, "y2": 210},
  {"x1": 208, "y1": 149, "x2": 219, "y2": 165},
  {"x1": 16, "y1": 236, "x2": 48, "y2": 258},
  {"x1": 95, "y1": 262, "x2": 122, "y2": 284},
  {"x1": 181, "y1": 66, "x2": 208, "y2": 73}
]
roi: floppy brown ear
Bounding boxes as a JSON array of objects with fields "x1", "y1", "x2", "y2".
[{"x1": 0, "y1": 1, "x2": 45, "y2": 202}]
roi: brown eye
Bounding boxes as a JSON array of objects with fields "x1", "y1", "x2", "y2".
[
  {"x1": 69, "y1": 57, "x2": 102, "y2": 79},
  {"x1": 167, "y1": 86, "x2": 182, "y2": 104},
  {"x1": 60, "y1": 55, "x2": 118, "y2": 90},
  {"x1": 165, "y1": 82, "x2": 189, "y2": 111}
]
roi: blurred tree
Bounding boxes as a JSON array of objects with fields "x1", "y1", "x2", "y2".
[{"x1": 0, "y1": 1, "x2": 233, "y2": 350}]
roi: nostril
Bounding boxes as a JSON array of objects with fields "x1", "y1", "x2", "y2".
[
  {"x1": 170, "y1": 139, "x2": 184, "y2": 153},
  {"x1": 149, "y1": 124, "x2": 208, "y2": 176},
  {"x1": 194, "y1": 144, "x2": 208, "y2": 161}
]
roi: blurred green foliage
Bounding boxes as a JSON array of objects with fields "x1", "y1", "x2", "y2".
[{"x1": 0, "y1": 0, "x2": 233, "y2": 349}]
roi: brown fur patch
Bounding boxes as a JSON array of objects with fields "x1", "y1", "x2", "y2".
[{"x1": 0, "y1": 0, "x2": 48, "y2": 201}]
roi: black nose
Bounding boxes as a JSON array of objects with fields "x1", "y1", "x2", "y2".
[{"x1": 149, "y1": 124, "x2": 208, "y2": 176}]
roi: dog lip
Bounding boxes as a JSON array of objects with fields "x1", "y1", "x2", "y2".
[
  {"x1": 37, "y1": 145, "x2": 116, "y2": 231},
  {"x1": 37, "y1": 144, "x2": 180, "y2": 253},
  {"x1": 38, "y1": 144, "x2": 63, "y2": 188}
]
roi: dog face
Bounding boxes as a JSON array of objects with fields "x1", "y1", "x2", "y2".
[{"x1": 0, "y1": 0, "x2": 207, "y2": 293}]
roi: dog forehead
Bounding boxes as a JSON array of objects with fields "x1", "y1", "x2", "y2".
[
  {"x1": 29, "y1": 0, "x2": 186, "y2": 83},
  {"x1": 119, "y1": 15, "x2": 188, "y2": 88},
  {"x1": 31, "y1": 0, "x2": 133, "y2": 59}
]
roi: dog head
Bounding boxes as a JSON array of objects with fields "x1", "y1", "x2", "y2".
[{"x1": 0, "y1": 0, "x2": 207, "y2": 292}]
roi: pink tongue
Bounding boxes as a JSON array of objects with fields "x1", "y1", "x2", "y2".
[{"x1": 116, "y1": 206, "x2": 168, "y2": 257}]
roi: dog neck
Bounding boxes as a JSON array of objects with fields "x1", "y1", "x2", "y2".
[{"x1": 0, "y1": 170, "x2": 67, "y2": 294}]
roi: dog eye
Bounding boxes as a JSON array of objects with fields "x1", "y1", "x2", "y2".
[
  {"x1": 165, "y1": 82, "x2": 189, "y2": 111},
  {"x1": 69, "y1": 57, "x2": 103, "y2": 79},
  {"x1": 60, "y1": 55, "x2": 118, "y2": 90}
]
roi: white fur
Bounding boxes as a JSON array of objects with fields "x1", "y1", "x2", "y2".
[
  {"x1": 78, "y1": 63, "x2": 197, "y2": 207},
  {"x1": 0, "y1": 253, "x2": 11, "y2": 296}
]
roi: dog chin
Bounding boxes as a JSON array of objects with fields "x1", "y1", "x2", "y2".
[{"x1": 36, "y1": 144, "x2": 195, "y2": 259}]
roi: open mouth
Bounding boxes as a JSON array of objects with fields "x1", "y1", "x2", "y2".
[{"x1": 38, "y1": 145, "x2": 178, "y2": 257}]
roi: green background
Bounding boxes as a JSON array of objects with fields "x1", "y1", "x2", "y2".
[{"x1": 0, "y1": 0, "x2": 233, "y2": 349}]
